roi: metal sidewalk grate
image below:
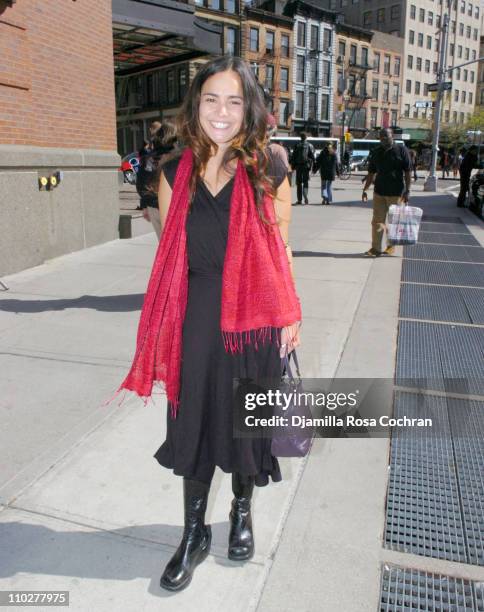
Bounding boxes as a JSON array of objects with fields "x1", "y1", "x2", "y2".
[
  {"x1": 420, "y1": 222, "x2": 471, "y2": 234},
  {"x1": 421, "y1": 215, "x2": 464, "y2": 223},
  {"x1": 379, "y1": 565, "x2": 480, "y2": 611},
  {"x1": 403, "y1": 245, "x2": 484, "y2": 264},
  {"x1": 399, "y1": 284, "x2": 473, "y2": 324},
  {"x1": 402, "y1": 260, "x2": 484, "y2": 287},
  {"x1": 385, "y1": 392, "x2": 467, "y2": 562},
  {"x1": 418, "y1": 232, "x2": 481, "y2": 247},
  {"x1": 461, "y1": 288, "x2": 484, "y2": 324}
]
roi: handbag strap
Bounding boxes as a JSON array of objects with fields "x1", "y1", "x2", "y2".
[{"x1": 282, "y1": 350, "x2": 301, "y2": 380}]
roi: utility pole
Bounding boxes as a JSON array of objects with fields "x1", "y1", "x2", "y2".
[{"x1": 424, "y1": 14, "x2": 449, "y2": 192}]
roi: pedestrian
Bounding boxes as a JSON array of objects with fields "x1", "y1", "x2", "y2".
[
  {"x1": 362, "y1": 128, "x2": 412, "y2": 257},
  {"x1": 114, "y1": 56, "x2": 302, "y2": 592},
  {"x1": 457, "y1": 145, "x2": 478, "y2": 207},
  {"x1": 314, "y1": 144, "x2": 339, "y2": 205},
  {"x1": 342, "y1": 148, "x2": 350, "y2": 170},
  {"x1": 289, "y1": 132, "x2": 314, "y2": 205},
  {"x1": 137, "y1": 121, "x2": 178, "y2": 239},
  {"x1": 267, "y1": 114, "x2": 290, "y2": 172},
  {"x1": 408, "y1": 148, "x2": 418, "y2": 182},
  {"x1": 441, "y1": 149, "x2": 450, "y2": 179},
  {"x1": 452, "y1": 149, "x2": 462, "y2": 178}
]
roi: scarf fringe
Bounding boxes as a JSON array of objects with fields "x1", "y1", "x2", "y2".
[{"x1": 222, "y1": 326, "x2": 280, "y2": 353}]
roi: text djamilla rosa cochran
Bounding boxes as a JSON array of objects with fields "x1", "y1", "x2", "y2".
[{"x1": 244, "y1": 415, "x2": 433, "y2": 428}]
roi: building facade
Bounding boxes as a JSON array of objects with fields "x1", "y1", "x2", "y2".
[{"x1": 476, "y1": 11, "x2": 484, "y2": 111}]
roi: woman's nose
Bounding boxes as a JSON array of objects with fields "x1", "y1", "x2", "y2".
[{"x1": 218, "y1": 102, "x2": 229, "y2": 116}]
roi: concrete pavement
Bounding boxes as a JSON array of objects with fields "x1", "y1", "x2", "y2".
[{"x1": 0, "y1": 175, "x2": 482, "y2": 611}]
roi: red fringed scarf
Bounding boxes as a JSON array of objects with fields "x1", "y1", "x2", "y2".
[{"x1": 115, "y1": 148, "x2": 301, "y2": 417}]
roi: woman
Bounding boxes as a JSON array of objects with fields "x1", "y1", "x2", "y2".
[
  {"x1": 138, "y1": 121, "x2": 178, "y2": 238},
  {"x1": 114, "y1": 56, "x2": 302, "y2": 592},
  {"x1": 314, "y1": 144, "x2": 338, "y2": 205}
]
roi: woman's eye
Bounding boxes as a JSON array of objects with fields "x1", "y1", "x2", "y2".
[
  {"x1": 204, "y1": 97, "x2": 216, "y2": 103},
  {"x1": 231, "y1": 100, "x2": 242, "y2": 106}
]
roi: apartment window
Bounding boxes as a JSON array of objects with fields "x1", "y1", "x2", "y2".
[
  {"x1": 281, "y1": 34, "x2": 289, "y2": 58},
  {"x1": 266, "y1": 30, "x2": 275, "y2": 54},
  {"x1": 460, "y1": 0, "x2": 465, "y2": 12},
  {"x1": 394, "y1": 57, "x2": 400, "y2": 76},
  {"x1": 348, "y1": 74, "x2": 356, "y2": 95},
  {"x1": 468, "y1": 2, "x2": 473, "y2": 15},
  {"x1": 475, "y1": 6, "x2": 479, "y2": 18},
  {"x1": 419, "y1": 7, "x2": 425, "y2": 21},
  {"x1": 329, "y1": 0, "x2": 336, "y2": 8},
  {"x1": 363, "y1": 11, "x2": 372, "y2": 25},
  {"x1": 338, "y1": 40, "x2": 346, "y2": 59},
  {"x1": 451, "y1": 21, "x2": 456, "y2": 34},
  {"x1": 435, "y1": 38, "x2": 440, "y2": 52},
  {"x1": 454, "y1": 88, "x2": 459, "y2": 101},
  {"x1": 444, "y1": 110, "x2": 449, "y2": 122},
  {"x1": 383, "y1": 81, "x2": 389, "y2": 101},
  {"x1": 249, "y1": 27, "x2": 259, "y2": 52},
  {"x1": 359, "y1": 76, "x2": 367, "y2": 96},
  {"x1": 461, "y1": 90, "x2": 466, "y2": 103},
  {"x1": 226, "y1": 27, "x2": 237, "y2": 55},
  {"x1": 456, "y1": 68, "x2": 461, "y2": 80},
  {"x1": 410, "y1": 4, "x2": 416, "y2": 18},
  {"x1": 459, "y1": 23, "x2": 464, "y2": 36},
  {"x1": 280, "y1": 66, "x2": 289, "y2": 91},
  {"x1": 279, "y1": 100, "x2": 289, "y2": 125},
  {"x1": 470, "y1": 71, "x2": 474, "y2": 83},
  {"x1": 404, "y1": 104, "x2": 410, "y2": 118},
  {"x1": 297, "y1": 22, "x2": 306, "y2": 47},
  {"x1": 373, "y1": 52, "x2": 380, "y2": 71},
  {"x1": 433, "y1": 62, "x2": 438, "y2": 73},
  {"x1": 372, "y1": 79, "x2": 379, "y2": 99},
  {"x1": 418, "y1": 33, "x2": 423, "y2": 47},
  {"x1": 453, "y1": 111, "x2": 457, "y2": 123},
  {"x1": 415, "y1": 81, "x2": 420, "y2": 94},
  {"x1": 450, "y1": 43, "x2": 455, "y2": 55},
  {"x1": 265, "y1": 64, "x2": 274, "y2": 89},
  {"x1": 350, "y1": 44, "x2": 357, "y2": 64},
  {"x1": 211, "y1": 0, "x2": 220, "y2": 9},
  {"x1": 407, "y1": 55, "x2": 413, "y2": 69},
  {"x1": 308, "y1": 92, "x2": 317, "y2": 119},
  {"x1": 417, "y1": 57, "x2": 422, "y2": 70},
  {"x1": 460, "y1": 112, "x2": 464, "y2": 123},
  {"x1": 474, "y1": 28, "x2": 478, "y2": 40},
  {"x1": 322, "y1": 60, "x2": 331, "y2": 86},
  {"x1": 310, "y1": 25, "x2": 319, "y2": 50},
  {"x1": 469, "y1": 91, "x2": 472, "y2": 104},
  {"x1": 391, "y1": 110, "x2": 398, "y2": 126},
  {"x1": 296, "y1": 55, "x2": 305, "y2": 82},
  {"x1": 436, "y1": 15, "x2": 441, "y2": 27},
  {"x1": 409, "y1": 30, "x2": 415, "y2": 44},
  {"x1": 463, "y1": 69, "x2": 468, "y2": 81},
  {"x1": 465, "y1": 47, "x2": 469, "y2": 60},
  {"x1": 361, "y1": 47, "x2": 369, "y2": 66},
  {"x1": 371, "y1": 107, "x2": 378, "y2": 127},
  {"x1": 458, "y1": 45, "x2": 463, "y2": 58},
  {"x1": 225, "y1": 0, "x2": 236, "y2": 12},
  {"x1": 406, "y1": 79, "x2": 412, "y2": 93},
  {"x1": 426, "y1": 35, "x2": 432, "y2": 49},
  {"x1": 321, "y1": 94, "x2": 329, "y2": 121},
  {"x1": 295, "y1": 91, "x2": 304, "y2": 118},
  {"x1": 391, "y1": 4, "x2": 399, "y2": 19},
  {"x1": 423, "y1": 83, "x2": 429, "y2": 95},
  {"x1": 383, "y1": 54, "x2": 390, "y2": 74},
  {"x1": 392, "y1": 83, "x2": 399, "y2": 103},
  {"x1": 466, "y1": 25, "x2": 471, "y2": 38},
  {"x1": 250, "y1": 62, "x2": 259, "y2": 78},
  {"x1": 428, "y1": 11, "x2": 433, "y2": 24},
  {"x1": 413, "y1": 108, "x2": 419, "y2": 119},
  {"x1": 377, "y1": 8, "x2": 385, "y2": 22},
  {"x1": 309, "y1": 58, "x2": 318, "y2": 85},
  {"x1": 323, "y1": 29, "x2": 332, "y2": 51},
  {"x1": 425, "y1": 59, "x2": 430, "y2": 73},
  {"x1": 472, "y1": 49, "x2": 476, "y2": 60}
]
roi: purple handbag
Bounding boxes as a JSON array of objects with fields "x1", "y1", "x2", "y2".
[{"x1": 271, "y1": 350, "x2": 313, "y2": 458}]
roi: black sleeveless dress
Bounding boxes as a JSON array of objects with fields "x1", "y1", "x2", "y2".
[{"x1": 154, "y1": 152, "x2": 288, "y2": 487}]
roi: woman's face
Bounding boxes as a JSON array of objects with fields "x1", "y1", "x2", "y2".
[{"x1": 199, "y1": 70, "x2": 244, "y2": 148}]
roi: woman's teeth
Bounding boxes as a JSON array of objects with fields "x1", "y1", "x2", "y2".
[{"x1": 211, "y1": 122, "x2": 229, "y2": 129}]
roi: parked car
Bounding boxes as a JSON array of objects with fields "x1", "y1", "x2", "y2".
[
  {"x1": 349, "y1": 155, "x2": 368, "y2": 171},
  {"x1": 119, "y1": 152, "x2": 140, "y2": 185},
  {"x1": 469, "y1": 168, "x2": 484, "y2": 217}
]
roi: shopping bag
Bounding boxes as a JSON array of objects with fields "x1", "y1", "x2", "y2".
[{"x1": 387, "y1": 204, "x2": 423, "y2": 245}]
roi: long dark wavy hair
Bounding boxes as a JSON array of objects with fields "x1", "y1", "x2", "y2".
[{"x1": 173, "y1": 56, "x2": 275, "y2": 220}]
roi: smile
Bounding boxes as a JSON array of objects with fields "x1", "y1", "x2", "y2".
[{"x1": 210, "y1": 122, "x2": 230, "y2": 129}]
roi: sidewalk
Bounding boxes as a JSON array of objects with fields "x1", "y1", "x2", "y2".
[{"x1": 0, "y1": 177, "x2": 482, "y2": 611}]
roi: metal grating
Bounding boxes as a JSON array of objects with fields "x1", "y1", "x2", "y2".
[
  {"x1": 420, "y1": 222, "x2": 471, "y2": 234},
  {"x1": 418, "y1": 232, "x2": 481, "y2": 247},
  {"x1": 385, "y1": 392, "x2": 467, "y2": 562},
  {"x1": 461, "y1": 288, "x2": 484, "y2": 325},
  {"x1": 403, "y1": 245, "x2": 484, "y2": 264},
  {"x1": 447, "y1": 398, "x2": 484, "y2": 568},
  {"x1": 402, "y1": 260, "x2": 484, "y2": 287},
  {"x1": 399, "y1": 284, "x2": 472, "y2": 323},
  {"x1": 379, "y1": 565, "x2": 480, "y2": 611},
  {"x1": 421, "y1": 215, "x2": 464, "y2": 223}
]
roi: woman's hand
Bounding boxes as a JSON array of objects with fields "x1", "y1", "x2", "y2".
[{"x1": 280, "y1": 322, "x2": 301, "y2": 358}]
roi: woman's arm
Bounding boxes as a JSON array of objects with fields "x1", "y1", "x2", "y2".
[{"x1": 158, "y1": 169, "x2": 173, "y2": 235}]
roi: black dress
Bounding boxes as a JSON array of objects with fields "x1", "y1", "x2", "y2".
[{"x1": 154, "y1": 152, "x2": 288, "y2": 487}]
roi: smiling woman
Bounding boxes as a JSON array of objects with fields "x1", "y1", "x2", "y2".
[{"x1": 115, "y1": 55, "x2": 302, "y2": 593}]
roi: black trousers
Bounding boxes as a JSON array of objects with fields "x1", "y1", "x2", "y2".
[
  {"x1": 295, "y1": 166, "x2": 310, "y2": 202},
  {"x1": 457, "y1": 174, "x2": 470, "y2": 206}
]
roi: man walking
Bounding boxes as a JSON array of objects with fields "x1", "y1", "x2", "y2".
[
  {"x1": 457, "y1": 146, "x2": 478, "y2": 208},
  {"x1": 289, "y1": 132, "x2": 314, "y2": 205},
  {"x1": 362, "y1": 128, "x2": 412, "y2": 257}
]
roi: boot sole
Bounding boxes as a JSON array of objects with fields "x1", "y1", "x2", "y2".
[
  {"x1": 228, "y1": 548, "x2": 254, "y2": 561},
  {"x1": 159, "y1": 530, "x2": 212, "y2": 592}
]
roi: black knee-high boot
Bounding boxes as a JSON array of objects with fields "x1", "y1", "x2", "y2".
[
  {"x1": 160, "y1": 477, "x2": 212, "y2": 591},
  {"x1": 228, "y1": 472, "x2": 255, "y2": 561}
]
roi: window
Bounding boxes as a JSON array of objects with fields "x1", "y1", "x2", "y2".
[
  {"x1": 473, "y1": 28, "x2": 478, "y2": 40},
  {"x1": 465, "y1": 47, "x2": 469, "y2": 60},
  {"x1": 469, "y1": 91, "x2": 472, "y2": 104},
  {"x1": 454, "y1": 89, "x2": 459, "y2": 101},
  {"x1": 450, "y1": 43, "x2": 455, "y2": 55},
  {"x1": 416, "y1": 57, "x2": 422, "y2": 70},
  {"x1": 296, "y1": 55, "x2": 305, "y2": 82},
  {"x1": 266, "y1": 30, "x2": 275, "y2": 54},
  {"x1": 459, "y1": 23, "x2": 464, "y2": 36},
  {"x1": 425, "y1": 60, "x2": 430, "y2": 73},
  {"x1": 391, "y1": 110, "x2": 398, "y2": 126},
  {"x1": 468, "y1": 2, "x2": 473, "y2": 15},
  {"x1": 463, "y1": 69, "x2": 468, "y2": 81},
  {"x1": 225, "y1": 0, "x2": 236, "y2": 12},
  {"x1": 415, "y1": 81, "x2": 420, "y2": 94},
  {"x1": 250, "y1": 62, "x2": 259, "y2": 78},
  {"x1": 406, "y1": 79, "x2": 411, "y2": 93},
  {"x1": 383, "y1": 81, "x2": 389, "y2": 101},
  {"x1": 363, "y1": 11, "x2": 372, "y2": 25},
  {"x1": 404, "y1": 104, "x2": 410, "y2": 118},
  {"x1": 391, "y1": 4, "x2": 399, "y2": 19},
  {"x1": 372, "y1": 79, "x2": 379, "y2": 99},
  {"x1": 428, "y1": 11, "x2": 433, "y2": 24},
  {"x1": 460, "y1": 0, "x2": 465, "y2": 12},
  {"x1": 466, "y1": 25, "x2": 471, "y2": 38},
  {"x1": 458, "y1": 45, "x2": 463, "y2": 58},
  {"x1": 409, "y1": 30, "x2": 415, "y2": 44},
  {"x1": 423, "y1": 83, "x2": 429, "y2": 95},
  {"x1": 392, "y1": 83, "x2": 399, "y2": 103},
  {"x1": 322, "y1": 60, "x2": 331, "y2": 86},
  {"x1": 297, "y1": 22, "x2": 306, "y2": 47},
  {"x1": 308, "y1": 92, "x2": 317, "y2": 119},
  {"x1": 211, "y1": 0, "x2": 220, "y2": 9},
  {"x1": 338, "y1": 40, "x2": 346, "y2": 59},
  {"x1": 350, "y1": 44, "x2": 357, "y2": 64},
  {"x1": 295, "y1": 91, "x2": 304, "y2": 118},
  {"x1": 418, "y1": 33, "x2": 423, "y2": 47},
  {"x1": 408, "y1": 54, "x2": 413, "y2": 69},
  {"x1": 279, "y1": 100, "x2": 289, "y2": 125},
  {"x1": 470, "y1": 71, "x2": 474, "y2": 83},
  {"x1": 384, "y1": 54, "x2": 390, "y2": 74},
  {"x1": 361, "y1": 47, "x2": 369, "y2": 66},
  {"x1": 309, "y1": 59, "x2": 318, "y2": 85},
  {"x1": 323, "y1": 29, "x2": 332, "y2": 51},
  {"x1": 348, "y1": 74, "x2": 356, "y2": 95},
  {"x1": 436, "y1": 15, "x2": 441, "y2": 27},
  {"x1": 321, "y1": 94, "x2": 329, "y2": 121},
  {"x1": 475, "y1": 5, "x2": 479, "y2": 18},
  {"x1": 360, "y1": 76, "x2": 367, "y2": 96},
  {"x1": 435, "y1": 38, "x2": 440, "y2": 52},
  {"x1": 427, "y1": 35, "x2": 432, "y2": 49},
  {"x1": 444, "y1": 110, "x2": 449, "y2": 122},
  {"x1": 280, "y1": 67, "x2": 289, "y2": 91},
  {"x1": 433, "y1": 62, "x2": 438, "y2": 73},
  {"x1": 451, "y1": 20, "x2": 456, "y2": 34},
  {"x1": 472, "y1": 49, "x2": 476, "y2": 60},
  {"x1": 373, "y1": 52, "x2": 380, "y2": 71},
  {"x1": 377, "y1": 8, "x2": 385, "y2": 22},
  {"x1": 461, "y1": 90, "x2": 466, "y2": 103},
  {"x1": 371, "y1": 107, "x2": 378, "y2": 127},
  {"x1": 249, "y1": 27, "x2": 259, "y2": 52},
  {"x1": 456, "y1": 68, "x2": 461, "y2": 80},
  {"x1": 226, "y1": 27, "x2": 237, "y2": 55},
  {"x1": 281, "y1": 34, "x2": 289, "y2": 58},
  {"x1": 410, "y1": 4, "x2": 416, "y2": 18},
  {"x1": 460, "y1": 112, "x2": 464, "y2": 124},
  {"x1": 310, "y1": 25, "x2": 319, "y2": 50},
  {"x1": 419, "y1": 7, "x2": 425, "y2": 21},
  {"x1": 453, "y1": 111, "x2": 457, "y2": 123},
  {"x1": 394, "y1": 57, "x2": 400, "y2": 76},
  {"x1": 265, "y1": 65, "x2": 274, "y2": 89}
]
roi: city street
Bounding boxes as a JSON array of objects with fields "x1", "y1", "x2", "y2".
[{"x1": 1, "y1": 176, "x2": 482, "y2": 611}]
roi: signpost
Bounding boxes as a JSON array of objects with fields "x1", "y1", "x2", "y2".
[
  {"x1": 415, "y1": 101, "x2": 435, "y2": 109},
  {"x1": 427, "y1": 81, "x2": 452, "y2": 92}
]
